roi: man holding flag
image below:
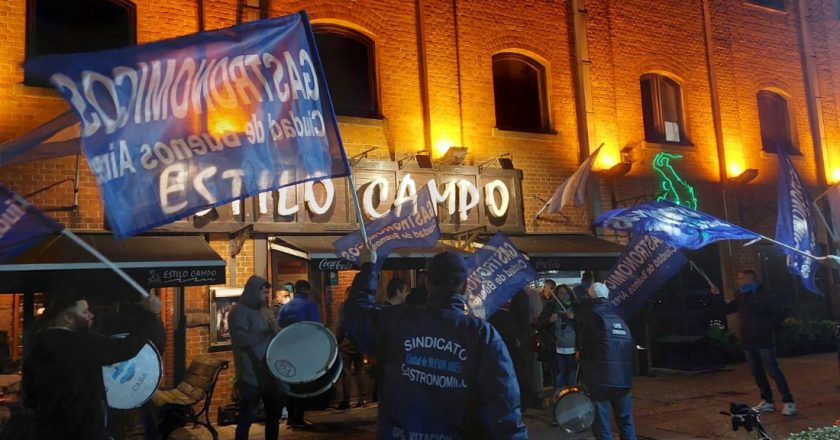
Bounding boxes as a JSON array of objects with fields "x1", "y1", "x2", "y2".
[{"x1": 340, "y1": 248, "x2": 527, "y2": 439}]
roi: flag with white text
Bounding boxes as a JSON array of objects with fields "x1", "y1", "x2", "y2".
[
  {"x1": 464, "y1": 232, "x2": 538, "y2": 319},
  {"x1": 0, "y1": 185, "x2": 63, "y2": 262},
  {"x1": 334, "y1": 183, "x2": 440, "y2": 270},
  {"x1": 593, "y1": 200, "x2": 759, "y2": 250},
  {"x1": 775, "y1": 149, "x2": 820, "y2": 294},
  {"x1": 25, "y1": 12, "x2": 350, "y2": 237}
]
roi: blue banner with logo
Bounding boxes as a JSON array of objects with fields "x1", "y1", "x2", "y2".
[
  {"x1": 593, "y1": 201, "x2": 759, "y2": 250},
  {"x1": 0, "y1": 185, "x2": 63, "y2": 262},
  {"x1": 775, "y1": 150, "x2": 820, "y2": 294},
  {"x1": 603, "y1": 234, "x2": 687, "y2": 318},
  {"x1": 334, "y1": 183, "x2": 440, "y2": 270},
  {"x1": 25, "y1": 12, "x2": 350, "y2": 237},
  {"x1": 464, "y1": 232, "x2": 538, "y2": 319}
]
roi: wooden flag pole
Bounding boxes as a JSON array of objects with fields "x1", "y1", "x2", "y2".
[{"x1": 61, "y1": 230, "x2": 149, "y2": 298}]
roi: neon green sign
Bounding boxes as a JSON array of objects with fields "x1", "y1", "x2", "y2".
[{"x1": 652, "y1": 152, "x2": 697, "y2": 209}]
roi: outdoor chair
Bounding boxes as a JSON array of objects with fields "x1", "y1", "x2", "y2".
[{"x1": 152, "y1": 356, "x2": 229, "y2": 440}]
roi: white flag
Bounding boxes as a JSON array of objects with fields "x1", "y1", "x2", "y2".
[{"x1": 548, "y1": 145, "x2": 603, "y2": 214}]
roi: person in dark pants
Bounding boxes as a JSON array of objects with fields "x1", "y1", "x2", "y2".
[
  {"x1": 711, "y1": 269, "x2": 795, "y2": 416},
  {"x1": 229, "y1": 276, "x2": 284, "y2": 440},
  {"x1": 578, "y1": 282, "x2": 636, "y2": 440},
  {"x1": 336, "y1": 289, "x2": 368, "y2": 410},
  {"x1": 488, "y1": 289, "x2": 531, "y2": 410},
  {"x1": 276, "y1": 279, "x2": 321, "y2": 429}
]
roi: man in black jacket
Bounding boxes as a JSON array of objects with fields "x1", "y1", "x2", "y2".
[
  {"x1": 711, "y1": 269, "x2": 795, "y2": 416},
  {"x1": 23, "y1": 290, "x2": 161, "y2": 440},
  {"x1": 578, "y1": 282, "x2": 636, "y2": 440}
]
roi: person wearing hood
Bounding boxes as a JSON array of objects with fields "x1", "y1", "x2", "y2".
[
  {"x1": 340, "y1": 248, "x2": 527, "y2": 440},
  {"x1": 577, "y1": 282, "x2": 636, "y2": 440},
  {"x1": 711, "y1": 269, "x2": 795, "y2": 416},
  {"x1": 275, "y1": 279, "x2": 320, "y2": 429},
  {"x1": 229, "y1": 275, "x2": 284, "y2": 440}
]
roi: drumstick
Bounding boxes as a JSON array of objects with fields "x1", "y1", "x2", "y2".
[{"x1": 689, "y1": 260, "x2": 717, "y2": 290}]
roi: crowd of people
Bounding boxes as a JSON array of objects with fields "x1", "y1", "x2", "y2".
[{"x1": 17, "y1": 248, "x2": 801, "y2": 440}]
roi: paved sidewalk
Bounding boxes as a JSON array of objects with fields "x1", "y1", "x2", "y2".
[{"x1": 170, "y1": 352, "x2": 839, "y2": 439}]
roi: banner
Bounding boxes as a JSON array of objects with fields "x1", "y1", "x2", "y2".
[
  {"x1": 0, "y1": 185, "x2": 63, "y2": 262},
  {"x1": 548, "y1": 145, "x2": 602, "y2": 213},
  {"x1": 25, "y1": 12, "x2": 350, "y2": 237},
  {"x1": 593, "y1": 200, "x2": 759, "y2": 250},
  {"x1": 334, "y1": 183, "x2": 440, "y2": 269},
  {"x1": 603, "y1": 234, "x2": 687, "y2": 318},
  {"x1": 464, "y1": 232, "x2": 538, "y2": 319},
  {"x1": 775, "y1": 149, "x2": 819, "y2": 293}
]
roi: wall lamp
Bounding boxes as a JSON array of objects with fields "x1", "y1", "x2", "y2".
[
  {"x1": 602, "y1": 162, "x2": 632, "y2": 178},
  {"x1": 435, "y1": 146, "x2": 469, "y2": 167},
  {"x1": 728, "y1": 168, "x2": 758, "y2": 185},
  {"x1": 398, "y1": 150, "x2": 433, "y2": 169},
  {"x1": 478, "y1": 153, "x2": 514, "y2": 172},
  {"x1": 350, "y1": 146, "x2": 378, "y2": 166}
]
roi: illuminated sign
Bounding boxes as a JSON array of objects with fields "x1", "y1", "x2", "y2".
[{"x1": 652, "y1": 152, "x2": 697, "y2": 209}]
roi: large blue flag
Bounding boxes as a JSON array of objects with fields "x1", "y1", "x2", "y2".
[
  {"x1": 603, "y1": 234, "x2": 687, "y2": 318},
  {"x1": 334, "y1": 183, "x2": 440, "y2": 269},
  {"x1": 25, "y1": 12, "x2": 350, "y2": 237},
  {"x1": 593, "y1": 200, "x2": 759, "y2": 250},
  {"x1": 0, "y1": 185, "x2": 63, "y2": 262},
  {"x1": 775, "y1": 149, "x2": 820, "y2": 293},
  {"x1": 464, "y1": 232, "x2": 538, "y2": 319}
]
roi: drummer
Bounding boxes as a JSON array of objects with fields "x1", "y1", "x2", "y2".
[
  {"x1": 341, "y1": 248, "x2": 527, "y2": 439},
  {"x1": 22, "y1": 289, "x2": 161, "y2": 440}
]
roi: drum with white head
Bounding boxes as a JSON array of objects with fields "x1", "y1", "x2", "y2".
[
  {"x1": 265, "y1": 321, "x2": 342, "y2": 398},
  {"x1": 102, "y1": 335, "x2": 162, "y2": 409},
  {"x1": 551, "y1": 385, "x2": 595, "y2": 435}
]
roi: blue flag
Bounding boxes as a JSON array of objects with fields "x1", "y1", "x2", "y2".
[
  {"x1": 334, "y1": 183, "x2": 440, "y2": 269},
  {"x1": 775, "y1": 149, "x2": 820, "y2": 293},
  {"x1": 603, "y1": 234, "x2": 687, "y2": 318},
  {"x1": 593, "y1": 201, "x2": 759, "y2": 250},
  {"x1": 0, "y1": 185, "x2": 63, "y2": 262},
  {"x1": 464, "y1": 232, "x2": 538, "y2": 319},
  {"x1": 25, "y1": 12, "x2": 350, "y2": 237}
]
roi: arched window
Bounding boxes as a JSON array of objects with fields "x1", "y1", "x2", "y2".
[
  {"x1": 640, "y1": 73, "x2": 690, "y2": 145},
  {"x1": 314, "y1": 26, "x2": 380, "y2": 119},
  {"x1": 492, "y1": 53, "x2": 550, "y2": 133},
  {"x1": 25, "y1": 0, "x2": 136, "y2": 87},
  {"x1": 757, "y1": 91, "x2": 797, "y2": 154}
]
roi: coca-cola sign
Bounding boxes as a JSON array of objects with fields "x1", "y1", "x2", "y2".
[{"x1": 317, "y1": 259, "x2": 356, "y2": 271}]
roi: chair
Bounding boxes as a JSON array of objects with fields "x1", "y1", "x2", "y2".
[{"x1": 152, "y1": 356, "x2": 229, "y2": 440}]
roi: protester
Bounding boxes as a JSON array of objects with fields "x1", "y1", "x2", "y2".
[
  {"x1": 22, "y1": 290, "x2": 161, "y2": 440},
  {"x1": 270, "y1": 285, "x2": 292, "y2": 318},
  {"x1": 488, "y1": 289, "x2": 531, "y2": 410},
  {"x1": 573, "y1": 271, "x2": 594, "y2": 304},
  {"x1": 524, "y1": 285, "x2": 544, "y2": 409},
  {"x1": 537, "y1": 284, "x2": 576, "y2": 390},
  {"x1": 711, "y1": 269, "x2": 796, "y2": 416},
  {"x1": 336, "y1": 290, "x2": 368, "y2": 410},
  {"x1": 229, "y1": 276, "x2": 284, "y2": 440},
  {"x1": 578, "y1": 282, "x2": 636, "y2": 440},
  {"x1": 341, "y1": 249, "x2": 527, "y2": 439},
  {"x1": 405, "y1": 286, "x2": 428, "y2": 306},
  {"x1": 276, "y1": 279, "x2": 321, "y2": 429},
  {"x1": 385, "y1": 277, "x2": 409, "y2": 306}
]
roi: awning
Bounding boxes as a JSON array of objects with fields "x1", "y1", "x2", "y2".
[
  {"x1": 0, "y1": 234, "x2": 226, "y2": 293},
  {"x1": 502, "y1": 233, "x2": 623, "y2": 271},
  {"x1": 270, "y1": 235, "x2": 466, "y2": 271}
]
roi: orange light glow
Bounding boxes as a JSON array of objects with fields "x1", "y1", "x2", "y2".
[
  {"x1": 596, "y1": 153, "x2": 619, "y2": 171},
  {"x1": 728, "y1": 162, "x2": 744, "y2": 179},
  {"x1": 433, "y1": 137, "x2": 454, "y2": 159},
  {"x1": 208, "y1": 111, "x2": 248, "y2": 137},
  {"x1": 832, "y1": 168, "x2": 840, "y2": 184}
]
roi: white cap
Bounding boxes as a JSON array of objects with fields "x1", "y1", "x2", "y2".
[{"x1": 591, "y1": 282, "x2": 609, "y2": 298}]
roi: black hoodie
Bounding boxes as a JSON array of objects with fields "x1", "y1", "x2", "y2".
[{"x1": 229, "y1": 275, "x2": 276, "y2": 386}]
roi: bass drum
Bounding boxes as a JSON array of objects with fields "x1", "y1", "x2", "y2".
[
  {"x1": 102, "y1": 335, "x2": 162, "y2": 410},
  {"x1": 551, "y1": 385, "x2": 595, "y2": 435},
  {"x1": 265, "y1": 322, "x2": 343, "y2": 398}
]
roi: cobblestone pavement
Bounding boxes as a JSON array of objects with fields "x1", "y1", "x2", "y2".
[{"x1": 169, "y1": 352, "x2": 838, "y2": 440}]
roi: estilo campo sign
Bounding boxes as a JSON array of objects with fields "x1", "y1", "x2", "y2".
[{"x1": 167, "y1": 159, "x2": 525, "y2": 234}]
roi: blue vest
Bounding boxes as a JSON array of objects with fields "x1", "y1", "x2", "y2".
[{"x1": 579, "y1": 299, "x2": 634, "y2": 390}]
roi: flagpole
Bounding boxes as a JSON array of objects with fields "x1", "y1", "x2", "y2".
[
  {"x1": 813, "y1": 181, "x2": 840, "y2": 202},
  {"x1": 744, "y1": 233, "x2": 827, "y2": 261},
  {"x1": 534, "y1": 198, "x2": 551, "y2": 219},
  {"x1": 347, "y1": 174, "x2": 370, "y2": 247},
  {"x1": 813, "y1": 200, "x2": 839, "y2": 242},
  {"x1": 61, "y1": 230, "x2": 149, "y2": 298}
]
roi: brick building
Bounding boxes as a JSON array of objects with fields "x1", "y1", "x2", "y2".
[{"x1": 1, "y1": 0, "x2": 838, "y2": 421}]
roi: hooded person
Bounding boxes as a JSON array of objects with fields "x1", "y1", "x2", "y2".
[
  {"x1": 228, "y1": 275, "x2": 284, "y2": 440},
  {"x1": 340, "y1": 249, "x2": 527, "y2": 439}
]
